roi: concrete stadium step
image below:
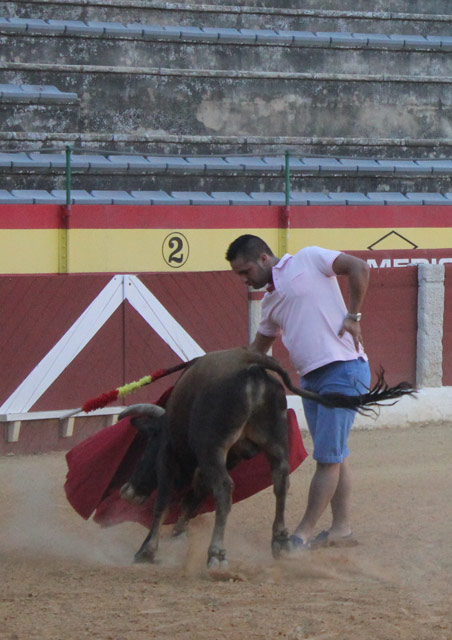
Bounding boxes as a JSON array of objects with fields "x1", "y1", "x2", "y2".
[
  {"x1": 2, "y1": 131, "x2": 452, "y2": 161},
  {"x1": 0, "y1": 83, "x2": 78, "y2": 103},
  {"x1": 5, "y1": 2, "x2": 452, "y2": 35},
  {"x1": 3, "y1": 62, "x2": 452, "y2": 140},
  {"x1": 3, "y1": 17, "x2": 452, "y2": 48},
  {"x1": 5, "y1": 171, "x2": 452, "y2": 194},
  {"x1": 3, "y1": 152, "x2": 452, "y2": 176},
  {"x1": 2, "y1": 152, "x2": 452, "y2": 193},
  {"x1": 3, "y1": 20, "x2": 452, "y2": 77},
  {"x1": 1, "y1": 188, "x2": 451, "y2": 206},
  {"x1": 4, "y1": 2, "x2": 452, "y2": 188},
  {"x1": 0, "y1": 83, "x2": 80, "y2": 132}
]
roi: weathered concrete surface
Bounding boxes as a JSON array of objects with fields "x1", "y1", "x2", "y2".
[
  {"x1": 4, "y1": 64, "x2": 452, "y2": 140},
  {"x1": 0, "y1": 103, "x2": 80, "y2": 133}
]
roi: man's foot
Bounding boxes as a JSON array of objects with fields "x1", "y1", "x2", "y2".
[
  {"x1": 310, "y1": 529, "x2": 358, "y2": 549},
  {"x1": 289, "y1": 534, "x2": 310, "y2": 552}
]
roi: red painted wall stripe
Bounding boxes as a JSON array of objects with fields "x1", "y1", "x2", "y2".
[
  {"x1": 0, "y1": 205, "x2": 61, "y2": 229},
  {"x1": 290, "y1": 206, "x2": 452, "y2": 229},
  {"x1": 3, "y1": 204, "x2": 452, "y2": 230}
]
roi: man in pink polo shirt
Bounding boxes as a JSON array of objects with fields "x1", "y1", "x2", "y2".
[{"x1": 226, "y1": 234, "x2": 370, "y2": 550}]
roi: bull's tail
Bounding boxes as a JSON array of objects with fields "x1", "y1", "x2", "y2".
[
  {"x1": 245, "y1": 351, "x2": 416, "y2": 414},
  {"x1": 305, "y1": 370, "x2": 415, "y2": 415}
]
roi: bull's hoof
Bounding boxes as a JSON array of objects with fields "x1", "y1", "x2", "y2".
[
  {"x1": 133, "y1": 548, "x2": 156, "y2": 564},
  {"x1": 207, "y1": 548, "x2": 228, "y2": 570},
  {"x1": 271, "y1": 533, "x2": 291, "y2": 558},
  {"x1": 120, "y1": 482, "x2": 147, "y2": 505},
  {"x1": 170, "y1": 526, "x2": 187, "y2": 539},
  {"x1": 207, "y1": 557, "x2": 229, "y2": 571}
]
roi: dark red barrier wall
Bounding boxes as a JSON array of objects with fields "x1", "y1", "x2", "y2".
[
  {"x1": 0, "y1": 257, "x2": 437, "y2": 455},
  {"x1": 0, "y1": 262, "x2": 421, "y2": 414},
  {"x1": 0, "y1": 272, "x2": 248, "y2": 412},
  {"x1": 360, "y1": 267, "x2": 418, "y2": 386}
]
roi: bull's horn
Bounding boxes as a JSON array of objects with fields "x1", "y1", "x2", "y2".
[{"x1": 119, "y1": 404, "x2": 166, "y2": 420}]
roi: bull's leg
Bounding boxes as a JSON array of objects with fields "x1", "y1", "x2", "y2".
[
  {"x1": 134, "y1": 484, "x2": 170, "y2": 563},
  {"x1": 199, "y1": 457, "x2": 234, "y2": 569},
  {"x1": 263, "y1": 442, "x2": 291, "y2": 558},
  {"x1": 134, "y1": 450, "x2": 174, "y2": 563},
  {"x1": 171, "y1": 469, "x2": 209, "y2": 537}
]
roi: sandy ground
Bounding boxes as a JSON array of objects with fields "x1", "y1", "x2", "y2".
[{"x1": 1, "y1": 424, "x2": 451, "y2": 640}]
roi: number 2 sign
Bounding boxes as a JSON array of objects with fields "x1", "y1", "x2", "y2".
[{"x1": 162, "y1": 232, "x2": 190, "y2": 268}]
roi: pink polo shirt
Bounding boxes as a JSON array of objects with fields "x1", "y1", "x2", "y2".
[{"x1": 257, "y1": 246, "x2": 367, "y2": 376}]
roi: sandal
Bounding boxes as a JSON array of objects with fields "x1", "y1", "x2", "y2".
[
  {"x1": 310, "y1": 529, "x2": 358, "y2": 548},
  {"x1": 289, "y1": 534, "x2": 310, "y2": 551}
]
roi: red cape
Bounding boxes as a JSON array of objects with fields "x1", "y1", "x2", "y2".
[{"x1": 65, "y1": 407, "x2": 308, "y2": 529}]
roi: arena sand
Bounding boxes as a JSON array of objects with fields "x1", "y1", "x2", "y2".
[{"x1": 0, "y1": 423, "x2": 451, "y2": 640}]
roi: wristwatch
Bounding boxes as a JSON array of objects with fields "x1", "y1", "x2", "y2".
[{"x1": 346, "y1": 312, "x2": 362, "y2": 322}]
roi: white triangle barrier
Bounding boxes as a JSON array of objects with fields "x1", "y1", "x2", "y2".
[{"x1": 0, "y1": 275, "x2": 205, "y2": 415}]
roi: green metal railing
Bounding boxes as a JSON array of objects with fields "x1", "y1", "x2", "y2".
[{"x1": 4, "y1": 145, "x2": 296, "y2": 206}]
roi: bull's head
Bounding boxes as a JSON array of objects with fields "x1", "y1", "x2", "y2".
[
  {"x1": 119, "y1": 404, "x2": 166, "y2": 504},
  {"x1": 119, "y1": 403, "x2": 166, "y2": 433}
]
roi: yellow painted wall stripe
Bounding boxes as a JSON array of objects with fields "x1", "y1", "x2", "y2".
[
  {"x1": 0, "y1": 230, "x2": 59, "y2": 274},
  {"x1": 2, "y1": 227, "x2": 452, "y2": 274}
]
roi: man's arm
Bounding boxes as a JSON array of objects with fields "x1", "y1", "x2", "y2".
[
  {"x1": 249, "y1": 331, "x2": 276, "y2": 354},
  {"x1": 332, "y1": 253, "x2": 370, "y2": 351}
]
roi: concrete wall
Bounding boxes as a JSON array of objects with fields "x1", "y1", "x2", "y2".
[{"x1": 2, "y1": 0, "x2": 452, "y2": 193}]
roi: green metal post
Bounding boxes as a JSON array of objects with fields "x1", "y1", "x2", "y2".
[
  {"x1": 279, "y1": 150, "x2": 291, "y2": 256},
  {"x1": 284, "y1": 150, "x2": 290, "y2": 206},
  {"x1": 65, "y1": 144, "x2": 72, "y2": 206},
  {"x1": 59, "y1": 145, "x2": 72, "y2": 274}
]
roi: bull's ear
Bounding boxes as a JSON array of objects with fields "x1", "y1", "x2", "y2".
[{"x1": 119, "y1": 404, "x2": 166, "y2": 420}]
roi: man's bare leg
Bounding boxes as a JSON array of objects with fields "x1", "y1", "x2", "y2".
[
  {"x1": 329, "y1": 457, "x2": 353, "y2": 538},
  {"x1": 292, "y1": 461, "x2": 341, "y2": 544}
]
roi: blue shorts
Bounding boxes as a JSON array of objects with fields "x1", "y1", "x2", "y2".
[{"x1": 300, "y1": 358, "x2": 371, "y2": 463}]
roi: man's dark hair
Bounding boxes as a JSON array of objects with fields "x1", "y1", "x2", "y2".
[{"x1": 226, "y1": 234, "x2": 274, "y2": 263}]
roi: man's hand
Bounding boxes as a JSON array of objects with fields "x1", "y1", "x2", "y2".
[
  {"x1": 249, "y1": 331, "x2": 276, "y2": 354},
  {"x1": 333, "y1": 253, "x2": 369, "y2": 353},
  {"x1": 338, "y1": 316, "x2": 364, "y2": 352}
]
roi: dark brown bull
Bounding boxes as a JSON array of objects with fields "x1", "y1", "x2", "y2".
[{"x1": 119, "y1": 347, "x2": 413, "y2": 568}]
